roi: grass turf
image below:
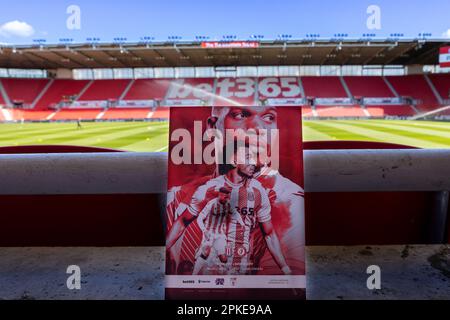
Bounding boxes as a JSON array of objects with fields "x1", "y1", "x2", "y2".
[{"x1": 0, "y1": 119, "x2": 448, "y2": 151}]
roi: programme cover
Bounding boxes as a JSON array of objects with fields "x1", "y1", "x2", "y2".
[{"x1": 165, "y1": 106, "x2": 305, "y2": 300}]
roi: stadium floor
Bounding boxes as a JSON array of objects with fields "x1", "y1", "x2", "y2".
[{"x1": 0, "y1": 120, "x2": 449, "y2": 151}]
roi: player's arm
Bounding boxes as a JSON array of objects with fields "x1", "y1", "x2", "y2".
[
  {"x1": 196, "y1": 200, "x2": 214, "y2": 232},
  {"x1": 257, "y1": 185, "x2": 291, "y2": 275},
  {"x1": 166, "y1": 210, "x2": 197, "y2": 249},
  {"x1": 260, "y1": 220, "x2": 291, "y2": 275},
  {"x1": 166, "y1": 197, "x2": 214, "y2": 249}
]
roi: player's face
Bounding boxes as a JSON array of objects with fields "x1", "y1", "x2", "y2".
[
  {"x1": 235, "y1": 147, "x2": 256, "y2": 178},
  {"x1": 213, "y1": 107, "x2": 279, "y2": 168},
  {"x1": 221, "y1": 106, "x2": 278, "y2": 132},
  {"x1": 218, "y1": 192, "x2": 230, "y2": 204},
  {"x1": 217, "y1": 107, "x2": 277, "y2": 133}
]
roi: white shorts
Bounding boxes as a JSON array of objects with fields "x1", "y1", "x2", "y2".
[{"x1": 198, "y1": 231, "x2": 227, "y2": 257}]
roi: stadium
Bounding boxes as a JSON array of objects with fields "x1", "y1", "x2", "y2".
[
  {"x1": 0, "y1": 40, "x2": 449, "y2": 150},
  {"x1": 0, "y1": 1, "x2": 449, "y2": 304}
]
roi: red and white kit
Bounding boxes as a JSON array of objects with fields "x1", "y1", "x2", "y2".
[
  {"x1": 188, "y1": 175, "x2": 271, "y2": 274},
  {"x1": 167, "y1": 167, "x2": 304, "y2": 275}
]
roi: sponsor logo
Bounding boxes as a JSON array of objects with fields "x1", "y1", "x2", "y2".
[
  {"x1": 182, "y1": 280, "x2": 195, "y2": 284},
  {"x1": 215, "y1": 278, "x2": 225, "y2": 286},
  {"x1": 198, "y1": 280, "x2": 211, "y2": 284},
  {"x1": 201, "y1": 41, "x2": 260, "y2": 49}
]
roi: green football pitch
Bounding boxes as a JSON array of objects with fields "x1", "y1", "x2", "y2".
[{"x1": 0, "y1": 119, "x2": 449, "y2": 151}]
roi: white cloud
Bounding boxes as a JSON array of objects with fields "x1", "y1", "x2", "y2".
[
  {"x1": 0, "y1": 20, "x2": 35, "y2": 38},
  {"x1": 442, "y1": 29, "x2": 450, "y2": 38}
]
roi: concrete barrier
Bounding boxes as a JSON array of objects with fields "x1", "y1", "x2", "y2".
[{"x1": 0, "y1": 149, "x2": 449, "y2": 195}]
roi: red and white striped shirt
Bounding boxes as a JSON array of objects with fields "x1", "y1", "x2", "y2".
[
  {"x1": 197, "y1": 199, "x2": 231, "y2": 235},
  {"x1": 188, "y1": 175, "x2": 271, "y2": 248}
]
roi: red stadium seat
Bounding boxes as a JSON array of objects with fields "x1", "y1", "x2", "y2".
[
  {"x1": 315, "y1": 105, "x2": 366, "y2": 117},
  {"x1": 344, "y1": 76, "x2": 395, "y2": 97},
  {"x1": 34, "y1": 79, "x2": 90, "y2": 110},
  {"x1": 78, "y1": 80, "x2": 131, "y2": 101},
  {"x1": 366, "y1": 105, "x2": 417, "y2": 117},
  {"x1": 10, "y1": 109, "x2": 55, "y2": 121},
  {"x1": 1, "y1": 79, "x2": 50, "y2": 105},
  {"x1": 52, "y1": 108, "x2": 103, "y2": 121},
  {"x1": 0, "y1": 75, "x2": 449, "y2": 122},
  {"x1": 151, "y1": 107, "x2": 170, "y2": 120},
  {"x1": 428, "y1": 74, "x2": 450, "y2": 101},
  {"x1": 102, "y1": 108, "x2": 152, "y2": 120},
  {"x1": 124, "y1": 79, "x2": 172, "y2": 100},
  {"x1": 386, "y1": 75, "x2": 439, "y2": 111},
  {"x1": 301, "y1": 106, "x2": 314, "y2": 117},
  {"x1": 302, "y1": 76, "x2": 348, "y2": 98}
]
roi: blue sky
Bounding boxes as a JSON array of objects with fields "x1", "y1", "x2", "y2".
[{"x1": 0, "y1": 0, "x2": 449, "y2": 45}]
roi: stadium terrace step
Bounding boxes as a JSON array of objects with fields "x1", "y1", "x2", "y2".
[{"x1": 0, "y1": 245, "x2": 447, "y2": 300}]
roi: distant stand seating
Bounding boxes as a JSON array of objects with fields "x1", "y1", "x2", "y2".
[
  {"x1": 386, "y1": 75, "x2": 439, "y2": 112},
  {"x1": 302, "y1": 76, "x2": 348, "y2": 98},
  {"x1": 52, "y1": 109, "x2": 104, "y2": 121},
  {"x1": 102, "y1": 108, "x2": 152, "y2": 120},
  {"x1": 428, "y1": 74, "x2": 450, "y2": 102},
  {"x1": 0, "y1": 74, "x2": 448, "y2": 122},
  {"x1": 34, "y1": 80, "x2": 90, "y2": 110},
  {"x1": 1, "y1": 79, "x2": 50, "y2": 107},
  {"x1": 344, "y1": 76, "x2": 395, "y2": 97},
  {"x1": 78, "y1": 80, "x2": 131, "y2": 101},
  {"x1": 315, "y1": 105, "x2": 366, "y2": 117},
  {"x1": 365, "y1": 105, "x2": 417, "y2": 117}
]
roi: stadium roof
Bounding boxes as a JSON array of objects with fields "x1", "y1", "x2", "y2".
[{"x1": 0, "y1": 40, "x2": 448, "y2": 70}]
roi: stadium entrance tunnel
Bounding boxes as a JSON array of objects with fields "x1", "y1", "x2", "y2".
[{"x1": 0, "y1": 142, "x2": 448, "y2": 246}]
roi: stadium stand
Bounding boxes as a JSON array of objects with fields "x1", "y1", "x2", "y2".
[
  {"x1": 385, "y1": 75, "x2": 439, "y2": 111},
  {"x1": 124, "y1": 79, "x2": 170, "y2": 100},
  {"x1": 0, "y1": 74, "x2": 449, "y2": 121},
  {"x1": 365, "y1": 105, "x2": 417, "y2": 117},
  {"x1": 428, "y1": 74, "x2": 450, "y2": 101},
  {"x1": 34, "y1": 79, "x2": 91, "y2": 110},
  {"x1": 151, "y1": 107, "x2": 170, "y2": 119},
  {"x1": 78, "y1": 79, "x2": 131, "y2": 101},
  {"x1": 52, "y1": 108, "x2": 104, "y2": 121},
  {"x1": 315, "y1": 105, "x2": 366, "y2": 117},
  {"x1": 10, "y1": 109, "x2": 55, "y2": 121},
  {"x1": 0, "y1": 79, "x2": 50, "y2": 106},
  {"x1": 344, "y1": 76, "x2": 395, "y2": 97},
  {"x1": 438, "y1": 109, "x2": 450, "y2": 115},
  {"x1": 102, "y1": 108, "x2": 152, "y2": 120},
  {"x1": 302, "y1": 76, "x2": 348, "y2": 98},
  {"x1": 301, "y1": 107, "x2": 314, "y2": 117}
]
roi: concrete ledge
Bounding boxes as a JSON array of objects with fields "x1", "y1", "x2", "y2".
[
  {"x1": 0, "y1": 149, "x2": 449, "y2": 195},
  {"x1": 0, "y1": 245, "x2": 448, "y2": 300}
]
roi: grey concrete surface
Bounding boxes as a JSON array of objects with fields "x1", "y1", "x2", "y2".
[
  {"x1": 308, "y1": 245, "x2": 449, "y2": 300},
  {"x1": 0, "y1": 245, "x2": 448, "y2": 300}
]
